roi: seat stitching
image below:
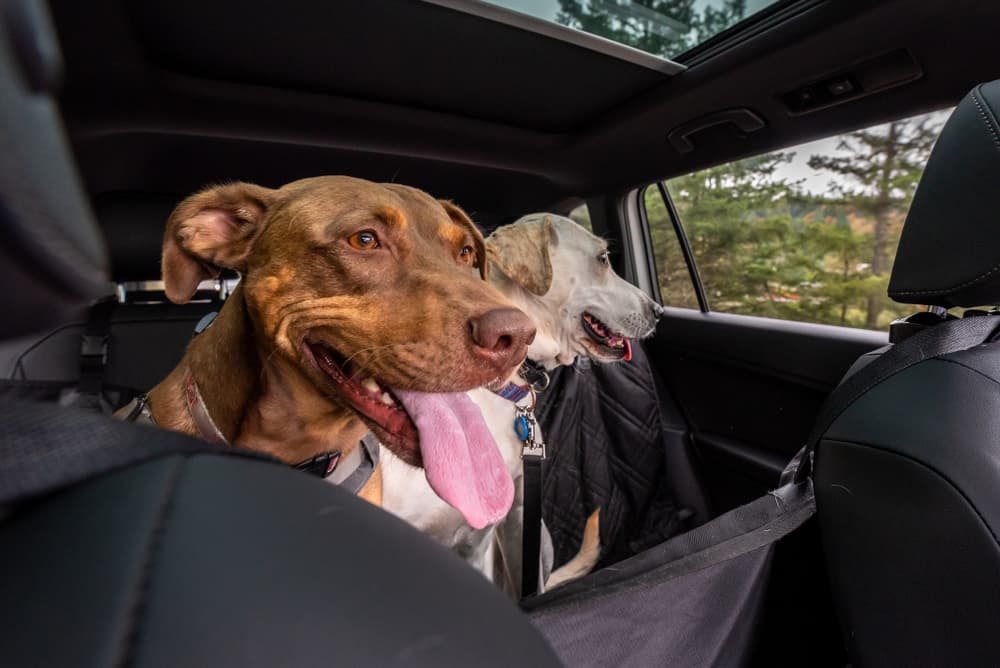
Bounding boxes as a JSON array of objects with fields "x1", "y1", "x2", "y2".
[
  {"x1": 972, "y1": 86, "x2": 1000, "y2": 149},
  {"x1": 933, "y1": 355, "x2": 1000, "y2": 388},
  {"x1": 117, "y1": 456, "x2": 188, "y2": 668}
]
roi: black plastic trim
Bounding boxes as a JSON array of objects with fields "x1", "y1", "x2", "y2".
[{"x1": 656, "y1": 182, "x2": 709, "y2": 312}]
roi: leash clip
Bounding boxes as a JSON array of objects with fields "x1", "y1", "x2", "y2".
[{"x1": 520, "y1": 360, "x2": 550, "y2": 393}]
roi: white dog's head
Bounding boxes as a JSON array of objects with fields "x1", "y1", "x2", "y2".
[{"x1": 486, "y1": 213, "x2": 663, "y2": 369}]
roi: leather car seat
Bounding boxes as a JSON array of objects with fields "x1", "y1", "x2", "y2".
[{"x1": 814, "y1": 80, "x2": 1000, "y2": 667}]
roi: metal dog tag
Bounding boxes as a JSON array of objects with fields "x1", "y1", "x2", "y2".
[{"x1": 515, "y1": 404, "x2": 546, "y2": 460}]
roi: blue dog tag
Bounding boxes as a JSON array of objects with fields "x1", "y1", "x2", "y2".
[{"x1": 514, "y1": 414, "x2": 530, "y2": 441}]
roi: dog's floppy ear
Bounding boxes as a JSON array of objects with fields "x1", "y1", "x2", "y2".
[
  {"x1": 486, "y1": 214, "x2": 554, "y2": 296},
  {"x1": 438, "y1": 199, "x2": 489, "y2": 280},
  {"x1": 162, "y1": 182, "x2": 276, "y2": 303}
]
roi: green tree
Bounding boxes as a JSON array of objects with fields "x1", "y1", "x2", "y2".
[
  {"x1": 557, "y1": 0, "x2": 697, "y2": 57},
  {"x1": 556, "y1": 0, "x2": 748, "y2": 59},
  {"x1": 808, "y1": 117, "x2": 941, "y2": 328},
  {"x1": 653, "y1": 152, "x2": 829, "y2": 321},
  {"x1": 791, "y1": 201, "x2": 875, "y2": 327}
]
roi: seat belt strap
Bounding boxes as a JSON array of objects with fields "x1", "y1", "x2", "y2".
[
  {"x1": 793, "y1": 314, "x2": 1000, "y2": 483},
  {"x1": 74, "y1": 296, "x2": 116, "y2": 411},
  {"x1": 522, "y1": 453, "x2": 544, "y2": 599}
]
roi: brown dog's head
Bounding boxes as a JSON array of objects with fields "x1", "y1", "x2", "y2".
[{"x1": 162, "y1": 176, "x2": 533, "y2": 525}]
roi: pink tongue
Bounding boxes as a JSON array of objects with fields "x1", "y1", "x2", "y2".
[
  {"x1": 394, "y1": 390, "x2": 514, "y2": 529},
  {"x1": 623, "y1": 339, "x2": 633, "y2": 362}
]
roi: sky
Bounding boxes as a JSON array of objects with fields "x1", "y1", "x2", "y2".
[{"x1": 769, "y1": 109, "x2": 951, "y2": 195}]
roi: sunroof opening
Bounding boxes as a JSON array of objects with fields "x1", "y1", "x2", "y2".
[{"x1": 475, "y1": 0, "x2": 786, "y2": 61}]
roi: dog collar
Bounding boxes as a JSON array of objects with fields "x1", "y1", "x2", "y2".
[
  {"x1": 119, "y1": 393, "x2": 156, "y2": 427},
  {"x1": 183, "y1": 370, "x2": 229, "y2": 445},
  {"x1": 182, "y1": 370, "x2": 341, "y2": 479},
  {"x1": 293, "y1": 450, "x2": 342, "y2": 478},
  {"x1": 490, "y1": 359, "x2": 550, "y2": 405},
  {"x1": 493, "y1": 381, "x2": 532, "y2": 403}
]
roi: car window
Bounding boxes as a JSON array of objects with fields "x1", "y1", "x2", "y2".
[
  {"x1": 648, "y1": 109, "x2": 951, "y2": 330},
  {"x1": 480, "y1": 0, "x2": 785, "y2": 61},
  {"x1": 567, "y1": 202, "x2": 592, "y2": 232},
  {"x1": 644, "y1": 185, "x2": 700, "y2": 309}
]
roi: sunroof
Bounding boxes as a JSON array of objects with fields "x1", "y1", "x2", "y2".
[{"x1": 433, "y1": 0, "x2": 786, "y2": 65}]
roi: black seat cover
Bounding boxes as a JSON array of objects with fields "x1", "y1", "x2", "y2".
[
  {"x1": 0, "y1": 3, "x2": 560, "y2": 666},
  {"x1": 536, "y1": 345, "x2": 706, "y2": 568},
  {"x1": 815, "y1": 80, "x2": 1000, "y2": 666}
]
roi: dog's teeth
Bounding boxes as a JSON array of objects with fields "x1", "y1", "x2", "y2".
[
  {"x1": 380, "y1": 392, "x2": 395, "y2": 406},
  {"x1": 361, "y1": 377, "x2": 380, "y2": 394}
]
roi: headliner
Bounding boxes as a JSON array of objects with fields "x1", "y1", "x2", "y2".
[{"x1": 48, "y1": 0, "x2": 1000, "y2": 249}]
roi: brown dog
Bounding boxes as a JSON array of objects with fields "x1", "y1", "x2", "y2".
[{"x1": 139, "y1": 176, "x2": 535, "y2": 525}]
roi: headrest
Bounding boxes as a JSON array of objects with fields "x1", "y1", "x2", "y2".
[
  {"x1": 889, "y1": 80, "x2": 1000, "y2": 308},
  {"x1": 0, "y1": 0, "x2": 109, "y2": 338}
]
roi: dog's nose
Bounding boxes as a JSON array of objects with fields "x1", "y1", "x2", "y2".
[
  {"x1": 652, "y1": 302, "x2": 666, "y2": 321},
  {"x1": 469, "y1": 307, "x2": 536, "y2": 368}
]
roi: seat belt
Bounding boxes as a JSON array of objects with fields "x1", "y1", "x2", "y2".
[
  {"x1": 522, "y1": 453, "x2": 544, "y2": 598},
  {"x1": 71, "y1": 296, "x2": 117, "y2": 412},
  {"x1": 791, "y1": 313, "x2": 1000, "y2": 484}
]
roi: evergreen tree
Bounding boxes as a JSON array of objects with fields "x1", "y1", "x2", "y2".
[
  {"x1": 556, "y1": 0, "x2": 750, "y2": 57},
  {"x1": 556, "y1": 0, "x2": 698, "y2": 57},
  {"x1": 808, "y1": 117, "x2": 942, "y2": 328},
  {"x1": 651, "y1": 153, "x2": 818, "y2": 320}
]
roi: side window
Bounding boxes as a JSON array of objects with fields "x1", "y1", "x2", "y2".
[
  {"x1": 567, "y1": 202, "x2": 592, "y2": 232},
  {"x1": 648, "y1": 109, "x2": 951, "y2": 330}
]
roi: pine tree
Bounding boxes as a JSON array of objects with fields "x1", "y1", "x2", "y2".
[
  {"x1": 649, "y1": 152, "x2": 819, "y2": 320},
  {"x1": 556, "y1": 0, "x2": 759, "y2": 58},
  {"x1": 807, "y1": 117, "x2": 942, "y2": 328}
]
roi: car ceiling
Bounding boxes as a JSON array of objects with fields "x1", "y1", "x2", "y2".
[{"x1": 46, "y1": 0, "x2": 1000, "y2": 276}]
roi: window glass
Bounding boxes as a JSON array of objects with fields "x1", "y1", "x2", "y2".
[
  {"x1": 567, "y1": 202, "x2": 593, "y2": 231},
  {"x1": 652, "y1": 109, "x2": 951, "y2": 330},
  {"x1": 479, "y1": 0, "x2": 784, "y2": 61}
]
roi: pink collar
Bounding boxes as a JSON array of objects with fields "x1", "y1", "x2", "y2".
[{"x1": 183, "y1": 370, "x2": 229, "y2": 445}]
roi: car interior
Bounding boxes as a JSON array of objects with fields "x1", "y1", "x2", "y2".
[{"x1": 3, "y1": 0, "x2": 1000, "y2": 665}]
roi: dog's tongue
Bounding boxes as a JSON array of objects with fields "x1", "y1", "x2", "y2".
[
  {"x1": 394, "y1": 389, "x2": 514, "y2": 529},
  {"x1": 624, "y1": 339, "x2": 633, "y2": 362}
]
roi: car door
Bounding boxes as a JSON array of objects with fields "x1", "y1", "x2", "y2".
[
  {"x1": 631, "y1": 109, "x2": 948, "y2": 513},
  {"x1": 598, "y1": 108, "x2": 949, "y2": 664}
]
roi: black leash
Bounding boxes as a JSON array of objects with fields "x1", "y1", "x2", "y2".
[
  {"x1": 518, "y1": 359, "x2": 549, "y2": 599},
  {"x1": 522, "y1": 452, "x2": 544, "y2": 598}
]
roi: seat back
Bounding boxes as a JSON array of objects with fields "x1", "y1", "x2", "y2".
[
  {"x1": 815, "y1": 80, "x2": 1000, "y2": 666},
  {"x1": 0, "y1": 0, "x2": 109, "y2": 337}
]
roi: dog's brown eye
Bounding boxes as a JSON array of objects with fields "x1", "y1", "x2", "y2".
[
  {"x1": 459, "y1": 245, "x2": 476, "y2": 264},
  {"x1": 598, "y1": 251, "x2": 610, "y2": 266},
  {"x1": 348, "y1": 230, "x2": 380, "y2": 250}
]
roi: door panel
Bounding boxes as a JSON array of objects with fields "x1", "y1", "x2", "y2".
[{"x1": 647, "y1": 307, "x2": 887, "y2": 512}]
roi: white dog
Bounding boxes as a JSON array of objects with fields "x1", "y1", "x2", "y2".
[{"x1": 374, "y1": 213, "x2": 661, "y2": 596}]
